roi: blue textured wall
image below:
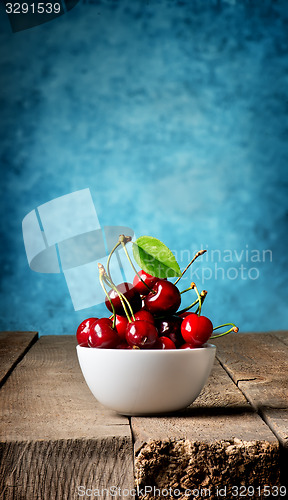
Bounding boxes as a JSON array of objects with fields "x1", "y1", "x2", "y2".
[{"x1": 0, "y1": 0, "x2": 288, "y2": 335}]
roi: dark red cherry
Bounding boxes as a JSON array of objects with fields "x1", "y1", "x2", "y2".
[
  {"x1": 155, "y1": 336, "x2": 176, "y2": 349},
  {"x1": 115, "y1": 315, "x2": 128, "y2": 339},
  {"x1": 105, "y1": 282, "x2": 142, "y2": 316},
  {"x1": 178, "y1": 311, "x2": 192, "y2": 319},
  {"x1": 155, "y1": 315, "x2": 184, "y2": 347},
  {"x1": 76, "y1": 317, "x2": 98, "y2": 346},
  {"x1": 115, "y1": 341, "x2": 132, "y2": 349},
  {"x1": 134, "y1": 309, "x2": 155, "y2": 324},
  {"x1": 125, "y1": 320, "x2": 158, "y2": 349},
  {"x1": 133, "y1": 270, "x2": 158, "y2": 295},
  {"x1": 144, "y1": 279, "x2": 181, "y2": 315},
  {"x1": 181, "y1": 314, "x2": 213, "y2": 347},
  {"x1": 88, "y1": 318, "x2": 119, "y2": 348}
]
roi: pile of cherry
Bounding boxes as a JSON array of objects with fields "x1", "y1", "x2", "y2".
[{"x1": 76, "y1": 271, "x2": 214, "y2": 350}]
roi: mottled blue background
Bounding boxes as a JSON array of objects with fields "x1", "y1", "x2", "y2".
[{"x1": 0, "y1": 0, "x2": 288, "y2": 335}]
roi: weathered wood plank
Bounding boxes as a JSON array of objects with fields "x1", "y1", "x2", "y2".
[
  {"x1": 132, "y1": 359, "x2": 280, "y2": 500},
  {"x1": 1, "y1": 333, "x2": 286, "y2": 500},
  {"x1": 214, "y1": 333, "x2": 288, "y2": 438},
  {"x1": 0, "y1": 336, "x2": 134, "y2": 500},
  {"x1": 0, "y1": 331, "x2": 38, "y2": 388},
  {"x1": 214, "y1": 332, "x2": 288, "y2": 491},
  {"x1": 214, "y1": 333, "x2": 288, "y2": 410},
  {"x1": 273, "y1": 330, "x2": 288, "y2": 347},
  {"x1": 262, "y1": 408, "x2": 288, "y2": 449}
]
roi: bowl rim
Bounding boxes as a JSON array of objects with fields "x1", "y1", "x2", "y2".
[{"x1": 76, "y1": 342, "x2": 216, "y2": 352}]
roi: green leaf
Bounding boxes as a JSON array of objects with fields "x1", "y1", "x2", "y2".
[{"x1": 132, "y1": 236, "x2": 182, "y2": 279}]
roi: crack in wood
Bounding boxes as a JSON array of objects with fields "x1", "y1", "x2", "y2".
[
  {"x1": 1, "y1": 333, "x2": 286, "y2": 499},
  {"x1": 236, "y1": 377, "x2": 258, "y2": 386},
  {"x1": 0, "y1": 332, "x2": 39, "y2": 389}
]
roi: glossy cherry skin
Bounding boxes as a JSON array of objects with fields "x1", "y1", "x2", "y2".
[
  {"x1": 76, "y1": 317, "x2": 98, "y2": 346},
  {"x1": 155, "y1": 315, "x2": 184, "y2": 347},
  {"x1": 95, "y1": 317, "x2": 113, "y2": 327},
  {"x1": 181, "y1": 314, "x2": 213, "y2": 347},
  {"x1": 126, "y1": 320, "x2": 158, "y2": 349},
  {"x1": 178, "y1": 311, "x2": 192, "y2": 319},
  {"x1": 105, "y1": 282, "x2": 142, "y2": 316},
  {"x1": 144, "y1": 279, "x2": 181, "y2": 315},
  {"x1": 155, "y1": 336, "x2": 176, "y2": 349},
  {"x1": 88, "y1": 318, "x2": 119, "y2": 348},
  {"x1": 133, "y1": 270, "x2": 158, "y2": 295},
  {"x1": 134, "y1": 310, "x2": 155, "y2": 324},
  {"x1": 180, "y1": 342, "x2": 197, "y2": 349},
  {"x1": 115, "y1": 315, "x2": 128, "y2": 339}
]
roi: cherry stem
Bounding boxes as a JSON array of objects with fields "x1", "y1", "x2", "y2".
[
  {"x1": 192, "y1": 283, "x2": 202, "y2": 316},
  {"x1": 210, "y1": 323, "x2": 239, "y2": 339},
  {"x1": 177, "y1": 298, "x2": 199, "y2": 315},
  {"x1": 98, "y1": 262, "x2": 134, "y2": 322},
  {"x1": 177, "y1": 289, "x2": 207, "y2": 315},
  {"x1": 180, "y1": 285, "x2": 194, "y2": 294},
  {"x1": 98, "y1": 265, "x2": 116, "y2": 328},
  {"x1": 174, "y1": 249, "x2": 207, "y2": 285},
  {"x1": 120, "y1": 290, "x2": 136, "y2": 322},
  {"x1": 103, "y1": 274, "x2": 135, "y2": 322},
  {"x1": 119, "y1": 237, "x2": 155, "y2": 294},
  {"x1": 106, "y1": 241, "x2": 122, "y2": 282},
  {"x1": 195, "y1": 290, "x2": 208, "y2": 315}
]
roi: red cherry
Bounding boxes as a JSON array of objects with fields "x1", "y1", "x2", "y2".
[
  {"x1": 134, "y1": 310, "x2": 155, "y2": 324},
  {"x1": 181, "y1": 314, "x2": 213, "y2": 347},
  {"x1": 95, "y1": 317, "x2": 113, "y2": 327},
  {"x1": 126, "y1": 320, "x2": 158, "y2": 349},
  {"x1": 179, "y1": 311, "x2": 193, "y2": 319},
  {"x1": 133, "y1": 270, "x2": 158, "y2": 295},
  {"x1": 180, "y1": 342, "x2": 197, "y2": 349},
  {"x1": 76, "y1": 317, "x2": 98, "y2": 346},
  {"x1": 88, "y1": 318, "x2": 119, "y2": 348},
  {"x1": 155, "y1": 315, "x2": 184, "y2": 347},
  {"x1": 144, "y1": 279, "x2": 181, "y2": 315},
  {"x1": 105, "y1": 282, "x2": 142, "y2": 316},
  {"x1": 115, "y1": 315, "x2": 128, "y2": 339},
  {"x1": 155, "y1": 336, "x2": 176, "y2": 349},
  {"x1": 115, "y1": 341, "x2": 132, "y2": 349}
]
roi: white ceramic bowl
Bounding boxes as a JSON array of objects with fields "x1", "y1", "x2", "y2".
[{"x1": 76, "y1": 344, "x2": 216, "y2": 416}]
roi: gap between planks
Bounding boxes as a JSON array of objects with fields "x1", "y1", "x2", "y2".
[
  {"x1": 0, "y1": 331, "x2": 38, "y2": 388},
  {"x1": 1, "y1": 332, "x2": 287, "y2": 499},
  {"x1": 0, "y1": 335, "x2": 135, "y2": 500},
  {"x1": 214, "y1": 331, "x2": 288, "y2": 491}
]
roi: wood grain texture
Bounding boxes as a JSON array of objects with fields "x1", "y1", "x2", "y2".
[
  {"x1": 0, "y1": 331, "x2": 38, "y2": 388},
  {"x1": 214, "y1": 332, "x2": 288, "y2": 410},
  {"x1": 0, "y1": 336, "x2": 134, "y2": 500},
  {"x1": 1, "y1": 333, "x2": 286, "y2": 500},
  {"x1": 262, "y1": 408, "x2": 288, "y2": 448},
  {"x1": 214, "y1": 332, "x2": 288, "y2": 491},
  {"x1": 214, "y1": 333, "x2": 288, "y2": 447},
  {"x1": 273, "y1": 331, "x2": 288, "y2": 347},
  {"x1": 132, "y1": 359, "x2": 280, "y2": 500}
]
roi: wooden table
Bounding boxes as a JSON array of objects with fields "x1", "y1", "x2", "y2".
[{"x1": 0, "y1": 332, "x2": 287, "y2": 500}]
